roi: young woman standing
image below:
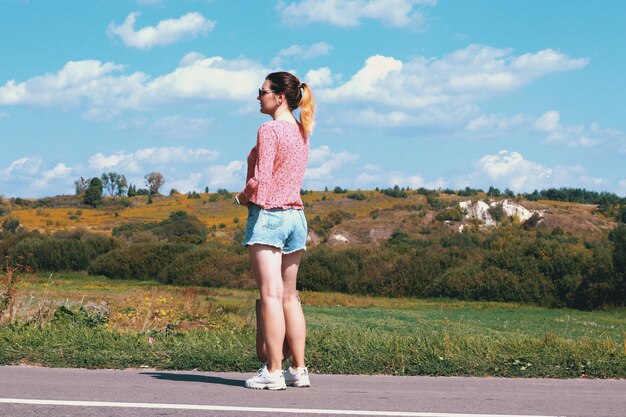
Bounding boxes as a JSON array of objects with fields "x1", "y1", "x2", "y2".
[{"x1": 236, "y1": 72, "x2": 315, "y2": 390}]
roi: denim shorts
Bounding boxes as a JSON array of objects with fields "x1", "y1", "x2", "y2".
[{"x1": 243, "y1": 203, "x2": 308, "y2": 254}]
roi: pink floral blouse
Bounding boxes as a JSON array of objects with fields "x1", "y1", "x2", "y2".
[{"x1": 242, "y1": 119, "x2": 309, "y2": 209}]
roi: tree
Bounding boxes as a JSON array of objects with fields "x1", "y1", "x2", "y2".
[
  {"x1": 83, "y1": 177, "x2": 103, "y2": 207},
  {"x1": 101, "y1": 172, "x2": 128, "y2": 196},
  {"x1": 127, "y1": 184, "x2": 136, "y2": 197},
  {"x1": 144, "y1": 172, "x2": 165, "y2": 195},
  {"x1": 609, "y1": 224, "x2": 626, "y2": 275},
  {"x1": 487, "y1": 186, "x2": 501, "y2": 197},
  {"x1": 74, "y1": 177, "x2": 90, "y2": 196}
]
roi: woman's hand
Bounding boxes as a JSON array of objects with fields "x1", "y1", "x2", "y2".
[{"x1": 235, "y1": 192, "x2": 250, "y2": 207}]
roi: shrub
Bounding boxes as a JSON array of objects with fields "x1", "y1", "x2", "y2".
[
  {"x1": 347, "y1": 192, "x2": 366, "y2": 201},
  {"x1": 522, "y1": 212, "x2": 542, "y2": 230},
  {"x1": 457, "y1": 187, "x2": 482, "y2": 197},
  {"x1": 416, "y1": 187, "x2": 438, "y2": 196},
  {"x1": 88, "y1": 242, "x2": 193, "y2": 280},
  {"x1": 298, "y1": 247, "x2": 354, "y2": 292},
  {"x1": 308, "y1": 210, "x2": 354, "y2": 236},
  {"x1": 426, "y1": 196, "x2": 447, "y2": 210},
  {"x1": 112, "y1": 211, "x2": 206, "y2": 244},
  {"x1": 159, "y1": 244, "x2": 251, "y2": 287},
  {"x1": 487, "y1": 205, "x2": 506, "y2": 222},
  {"x1": 8, "y1": 232, "x2": 116, "y2": 271},
  {"x1": 574, "y1": 244, "x2": 619, "y2": 309},
  {"x1": 151, "y1": 212, "x2": 207, "y2": 243},
  {"x1": 2, "y1": 219, "x2": 20, "y2": 233},
  {"x1": 382, "y1": 185, "x2": 407, "y2": 198},
  {"x1": 435, "y1": 207, "x2": 464, "y2": 222}
]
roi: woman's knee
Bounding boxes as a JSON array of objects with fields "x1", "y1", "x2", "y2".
[{"x1": 260, "y1": 285, "x2": 284, "y2": 300}]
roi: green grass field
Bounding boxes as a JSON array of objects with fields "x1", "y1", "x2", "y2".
[{"x1": 1, "y1": 272, "x2": 625, "y2": 378}]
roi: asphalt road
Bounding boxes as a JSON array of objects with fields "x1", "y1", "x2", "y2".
[{"x1": 0, "y1": 366, "x2": 624, "y2": 417}]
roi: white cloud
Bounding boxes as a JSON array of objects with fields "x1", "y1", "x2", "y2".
[
  {"x1": 304, "y1": 67, "x2": 335, "y2": 88},
  {"x1": 139, "y1": 115, "x2": 213, "y2": 138},
  {"x1": 0, "y1": 56, "x2": 269, "y2": 119},
  {"x1": 169, "y1": 172, "x2": 204, "y2": 193},
  {"x1": 310, "y1": 45, "x2": 587, "y2": 130},
  {"x1": 0, "y1": 60, "x2": 131, "y2": 109},
  {"x1": 305, "y1": 145, "x2": 359, "y2": 180},
  {"x1": 279, "y1": 0, "x2": 436, "y2": 28},
  {"x1": 33, "y1": 163, "x2": 72, "y2": 189},
  {"x1": 206, "y1": 161, "x2": 245, "y2": 189},
  {"x1": 333, "y1": 103, "x2": 478, "y2": 129},
  {"x1": 88, "y1": 146, "x2": 219, "y2": 174},
  {"x1": 1, "y1": 157, "x2": 43, "y2": 178},
  {"x1": 278, "y1": 42, "x2": 332, "y2": 60},
  {"x1": 353, "y1": 168, "x2": 444, "y2": 189},
  {"x1": 319, "y1": 46, "x2": 588, "y2": 110},
  {"x1": 143, "y1": 56, "x2": 268, "y2": 103},
  {"x1": 107, "y1": 12, "x2": 215, "y2": 49},
  {"x1": 179, "y1": 51, "x2": 206, "y2": 66},
  {"x1": 458, "y1": 150, "x2": 607, "y2": 193},
  {"x1": 533, "y1": 111, "x2": 624, "y2": 148},
  {"x1": 0, "y1": 111, "x2": 8, "y2": 118},
  {"x1": 533, "y1": 110, "x2": 560, "y2": 132},
  {"x1": 465, "y1": 113, "x2": 526, "y2": 133},
  {"x1": 618, "y1": 180, "x2": 626, "y2": 196},
  {"x1": 0, "y1": 45, "x2": 587, "y2": 131},
  {"x1": 350, "y1": 108, "x2": 412, "y2": 127}
]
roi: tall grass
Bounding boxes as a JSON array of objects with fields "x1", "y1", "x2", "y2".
[{"x1": 1, "y1": 273, "x2": 624, "y2": 378}]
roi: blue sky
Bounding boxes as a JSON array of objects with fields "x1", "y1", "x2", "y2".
[{"x1": 1, "y1": 0, "x2": 625, "y2": 198}]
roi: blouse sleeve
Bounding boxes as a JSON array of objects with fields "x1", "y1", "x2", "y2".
[{"x1": 242, "y1": 124, "x2": 278, "y2": 206}]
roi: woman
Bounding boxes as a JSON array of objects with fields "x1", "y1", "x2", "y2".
[{"x1": 236, "y1": 71, "x2": 315, "y2": 390}]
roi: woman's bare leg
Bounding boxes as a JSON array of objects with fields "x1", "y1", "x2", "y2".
[
  {"x1": 248, "y1": 245, "x2": 284, "y2": 373},
  {"x1": 281, "y1": 250, "x2": 306, "y2": 369},
  {"x1": 256, "y1": 299, "x2": 291, "y2": 363}
]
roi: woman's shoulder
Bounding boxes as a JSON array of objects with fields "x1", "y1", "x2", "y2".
[{"x1": 258, "y1": 119, "x2": 302, "y2": 137}]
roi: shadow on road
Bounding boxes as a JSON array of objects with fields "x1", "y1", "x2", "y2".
[{"x1": 141, "y1": 372, "x2": 243, "y2": 387}]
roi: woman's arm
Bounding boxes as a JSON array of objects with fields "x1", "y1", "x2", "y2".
[{"x1": 240, "y1": 124, "x2": 278, "y2": 207}]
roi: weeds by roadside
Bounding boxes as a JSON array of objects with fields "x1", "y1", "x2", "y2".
[
  {"x1": 0, "y1": 256, "x2": 32, "y2": 324},
  {"x1": 1, "y1": 272, "x2": 624, "y2": 378}
]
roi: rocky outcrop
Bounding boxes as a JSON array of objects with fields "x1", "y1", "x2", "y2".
[{"x1": 458, "y1": 199, "x2": 539, "y2": 232}]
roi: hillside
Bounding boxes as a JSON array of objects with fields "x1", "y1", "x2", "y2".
[{"x1": 0, "y1": 190, "x2": 618, "y2": 244}]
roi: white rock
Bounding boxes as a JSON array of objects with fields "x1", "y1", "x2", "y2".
[
  {"x1": 459, "y1": 199, "x2": 537, "y2": 229},
  {"x1": 329, "y1": 233, "x2": 349, "y2": 243},
  {"x1": 459, "y1": 200, "x2": 496, "y2": 226},
  {"x1": 498, "y1": 199, "x2": 533, "y2": 222}
]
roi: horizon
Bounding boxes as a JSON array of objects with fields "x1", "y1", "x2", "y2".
[{"x1": 1, "y1": 1, "x2": 625, "y2": 198}]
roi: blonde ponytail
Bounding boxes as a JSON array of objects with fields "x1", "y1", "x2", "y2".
[{"x1": 299, "y1": 83, "x2": 316, "y2": 137}]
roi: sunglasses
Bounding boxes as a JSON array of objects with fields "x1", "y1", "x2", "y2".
[{"x1": 258, "y1": 88, "x2": 275, "y2": 97}]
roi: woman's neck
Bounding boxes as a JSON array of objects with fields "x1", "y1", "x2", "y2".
[{"x1": 272, "y1": 107, "x2": 297, "y2": 124}]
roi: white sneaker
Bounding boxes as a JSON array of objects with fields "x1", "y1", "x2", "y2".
[
  {"x1": 245, "y1": 365, "x2": 287, "y2": 390},
  {"x1": 283, "y1": 366, "x2": 310, "y2": 387}
]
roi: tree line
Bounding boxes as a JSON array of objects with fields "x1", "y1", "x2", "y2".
[
  {"x1": 75, "y1": 172, "x2": 166, "y2": 207},
  {"x1": 1, "y1": 208, "x2": 625, "y2": 310}
]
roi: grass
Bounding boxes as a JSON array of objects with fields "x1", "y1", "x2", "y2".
[{"x1": 1, "y1": 272, "x2": 624, "y2": 378}]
